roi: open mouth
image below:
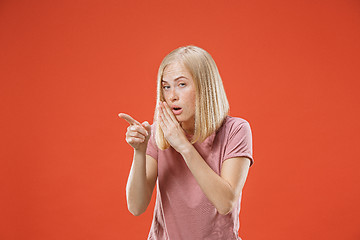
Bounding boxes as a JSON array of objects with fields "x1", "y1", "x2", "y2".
[{"x1": 172, "y1": 107, "x2": 183, "y2": 115}]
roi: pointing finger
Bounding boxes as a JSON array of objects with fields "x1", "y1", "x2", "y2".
[{"x1": 118, "y1": 113, "x2": 141, "y2": 126}]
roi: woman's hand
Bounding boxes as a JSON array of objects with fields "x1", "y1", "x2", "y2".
[
  {"x1": 158, "y1": 101, "x2": 190, "y2": 153},
  {"x1": 118, "y1": 113, "x2": 151, "y2": 152}
]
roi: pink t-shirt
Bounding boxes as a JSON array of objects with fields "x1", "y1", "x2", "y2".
[{"x1": 146, "y1": 116, "x2": 253, "y2": 240}]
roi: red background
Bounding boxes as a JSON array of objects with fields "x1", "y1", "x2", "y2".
[{"x1": 1, "y1": 0, "x2": 359, "y2": 239}]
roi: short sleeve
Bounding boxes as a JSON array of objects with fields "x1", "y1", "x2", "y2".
[
  {"x1": 223, "y1": 121, "x2": 254, "y2": 167},
  {"x1": 146, "y1": 124, "x2": 158, "y2": 161}
]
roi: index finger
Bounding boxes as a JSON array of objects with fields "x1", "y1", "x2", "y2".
[{"x1": 118, "y1": 113, "x2": 141, "y2": 126}]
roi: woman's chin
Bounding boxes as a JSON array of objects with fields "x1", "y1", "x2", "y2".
[
  {"x1": 178, "y1": 115, "x2": 195, "y2": 126},
  {"x1": 175, "y1": 115, "x2": 183, "y2": 122}
]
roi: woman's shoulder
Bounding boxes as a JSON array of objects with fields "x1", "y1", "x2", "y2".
[
  {"x1": 211, "y1": 116, "x2": 252, "y2": 149},
  {"x1": 216, "y1": 115, "x2": 252, "y2": 138},
  {"x1": 222, "y1": 115, "x2": 251, "y2": 129}
]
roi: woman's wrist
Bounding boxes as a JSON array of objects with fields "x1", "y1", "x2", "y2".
[
  {"x1": 134, "y1": 147, "x2": 147, "y2": 156},
  {"x1": 178, "y1": 142, "x2": 194, "y2": 157}
]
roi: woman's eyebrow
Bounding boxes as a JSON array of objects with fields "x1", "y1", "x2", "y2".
[{"x1": 161, "y1": 76, "x2": 188, "y2": 83}]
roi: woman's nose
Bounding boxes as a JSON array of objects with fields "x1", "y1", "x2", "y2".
[{"x1": 169, "y1": 89, "x2": 178, "y2": 101}]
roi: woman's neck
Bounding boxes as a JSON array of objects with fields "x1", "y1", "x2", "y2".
[{"x1": 180, "y1": 120, "x2": 195, "y2": 136}]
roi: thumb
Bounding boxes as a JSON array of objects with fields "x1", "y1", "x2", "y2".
[{"x1": 142, "y1": 121, "x2": 151, "y2": 133}]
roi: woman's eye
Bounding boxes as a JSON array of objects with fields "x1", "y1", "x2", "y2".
[
  {"x1": 179, "y1": 83, "x2": 186, "y2": 87},
  {"x1": 163, "y1": 86, "x2": 170, "y2": 90}
]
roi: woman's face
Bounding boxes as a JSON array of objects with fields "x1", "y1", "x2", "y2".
[{"x1": 161, "y1": 62, "x2": 196, "y2": 133}]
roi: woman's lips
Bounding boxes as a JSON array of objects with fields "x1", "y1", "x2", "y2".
[{"x1": 172, "y1": 108, "x2": 183, "y2": 115}]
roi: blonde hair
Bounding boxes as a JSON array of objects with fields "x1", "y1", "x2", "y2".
[{"x1": 154, "y1": 45, "x2": 229, "y2": 150}]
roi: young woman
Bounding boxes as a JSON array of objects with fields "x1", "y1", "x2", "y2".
[{"x1": 119, "y1": 45, "x2": 253, "y2": 240}]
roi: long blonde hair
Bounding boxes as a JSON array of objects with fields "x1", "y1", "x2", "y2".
[{"x1": 154, "y1": 45, "x2": 229, "y2": 150}]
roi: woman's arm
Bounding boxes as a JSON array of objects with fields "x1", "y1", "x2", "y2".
[
  {"x1": 126, "y1": 151, "x2": 157, "y2": 216},
  {"x1": 118, "y1": 113, "x2": 158, "y2": 216},
  {"x1": 180, "y1": 145, "x2": 250, "y2": 215},
  {"x1": 157, "y1": 102, "x2": 250, "y2": 215}
]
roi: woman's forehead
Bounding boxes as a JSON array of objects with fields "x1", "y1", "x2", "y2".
[{"x1": 162, "y1": 62, "x2": 192, "y2": 81}]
